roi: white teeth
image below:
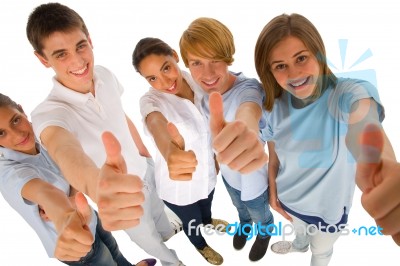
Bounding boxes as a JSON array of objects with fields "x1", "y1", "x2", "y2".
[
  {"x1": 167, "y1": 82, "x2": 176, "y2": 91},
  {"x1": 204, "y1": 79, "x2": 217, "y2": 85},
  {"x1": 290, "y1": 78, "x2": 308, "y2": 87},
  {"x1": 71, "y1": 65, "x2": 87, "y2": 75}
]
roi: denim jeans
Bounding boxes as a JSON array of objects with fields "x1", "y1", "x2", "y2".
[
  {"x1": 62, "y1": 212, "x2": 132, "y2": 266},
  {"x1": 164, "y1": 189, "x2": 215, "y2": 249},
  {"x1": 222, "y1": 176, "x2": 274, "y2": 239}
]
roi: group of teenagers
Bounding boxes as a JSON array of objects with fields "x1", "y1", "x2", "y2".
[{"x1": 1, "y1": 2, "x2": 399, "y2": 266}]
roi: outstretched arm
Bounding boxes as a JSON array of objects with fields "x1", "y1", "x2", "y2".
[
  {"x1": 346, "y1": 98, "x2": 399, "y2": 245},
  {"x1": 145, "y1": 111, "x2": 197, "y2": 180},
  {"x1": 40, "y1": 126, "x2": 144, "y2": 231},
  {"x1": 21, "y1": 180, "x2": 93, "y2": 261},
  {"x1": 209, "y1": 92, "x2": 268, "y2": 174}
]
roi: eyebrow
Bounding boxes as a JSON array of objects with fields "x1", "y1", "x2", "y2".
[
  {"x1": 270, "y1": 49, "x2": 308, "y2": 65},
  {"x1": 144, "y1": 60, "x2": 169, "y2": 79},
  {"x1": 51, "y1": 39, "x2": 88, "y2": 57},
  {"x1": 9, "y1": 114, "x2": 19, "y2": 125}
]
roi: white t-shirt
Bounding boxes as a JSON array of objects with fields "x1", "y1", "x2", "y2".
[
  {"x1": 0, "y1": 143, "x2": 96, "y2": 257},
  {"x1": 31, "y1": 65, "x2": 147, "y2": 177},
  {"x1": 140, "y1": 71, "x2": 216, "y2": 205}
]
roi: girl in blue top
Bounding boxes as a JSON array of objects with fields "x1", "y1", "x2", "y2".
[
  {"x1": 254, "y1": 13, "x2": 398, "y2": 265},
  {"x1": 0, "y1": 93, "x2": 156, "y2": 266}
]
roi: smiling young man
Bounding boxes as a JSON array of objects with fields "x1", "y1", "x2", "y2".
[{"x1": 27, "y1": 3, "x2": 183, "y2": 266}]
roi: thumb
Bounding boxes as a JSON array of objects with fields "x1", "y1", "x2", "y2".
[
  {"x1": 209, "y1": 92, "x2": 225, "y2": 138},
  {"x1": 74, "y1": 192, "x2": 92, "y2": 226},
  {"x1": 167, "y1": 122, "x2": 185, "y2": 150},
  {"x1": 101, "y1": 131, "x2": 127, "y2": 174},
  {"x1": 356, "y1": 123, "x2": 384, "y2": 192}
]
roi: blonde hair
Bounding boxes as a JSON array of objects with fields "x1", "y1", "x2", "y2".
[
  {"x1": 179, "y1": 17, "x2": 235, "y2": 67},
  {"x1": 255, "y1": 13, "x2": 337, "y2": 111}
]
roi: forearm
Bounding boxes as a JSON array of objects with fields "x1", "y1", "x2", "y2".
[
  {"x1": 267, "y1": 142, "x2": 279, "y2": 197},
  {"x1": 235, "y1": 102, "x2": 262, "y2": 133},
  {"x1": 22, "y1": 179, "x2": 75, "y2": 232},
  {"x1": 346, "y1": 99, "x2": 396, "y2": 162},
  {"x1": 126, "y1": 114, "x2": 151, "y2": 157},
  {"x1": 146, "y1": 112, "x2": 173, "y2": 160},
  {"x1": 40, "y1": 126, "x2": 99, "y2": 201}
]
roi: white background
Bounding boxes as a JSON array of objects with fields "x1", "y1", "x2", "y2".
[{"x1": 1, "y1": 0, "x2": 399, "y2": 265}]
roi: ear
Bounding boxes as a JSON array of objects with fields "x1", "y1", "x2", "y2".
[
  {"x1": 34, "y1": 51, "x2": 51, "y2": 68},
  {"x1": 172, "y1": 50, "x2": 179, "y2": 63}
]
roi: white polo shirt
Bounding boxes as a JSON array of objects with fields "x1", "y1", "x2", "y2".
[
  {"x1": 31, "y1": 65, "x2": 147, "y2": 177},
  {"x1": 140, "y1": 71, "x2": 217, "y2": 205}
]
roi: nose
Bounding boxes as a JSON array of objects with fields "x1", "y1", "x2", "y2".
[
  {"x1": 70, "y1": 52, "x2": 85, "y2": 66},
  {"x1": 159, "y1": 74, "x2": 172, "y2": 88},
  {"x1": 203, "y1": 62, "x2": 215, "y2": 77}
]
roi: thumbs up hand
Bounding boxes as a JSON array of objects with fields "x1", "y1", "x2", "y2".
[
  {"x1": 356, "y1": 124, "x2": 400, "y2": 245},
  {"x1": 96, "y1": 131, "x2": 144, "y2": 231},
  {"x1": 54, "y1": 192, "x2": 94, "y2": 261},
  {"x1": 209, "y1": 92, "x2": 268, "y2": 174},
  {"x1": 166, "y1": 122, "x2": 197, "y2": 181}
]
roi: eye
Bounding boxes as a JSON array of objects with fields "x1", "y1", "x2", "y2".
[
  {"x1": 148, "y1": 77, "x2": 156, "y2": 82},
  {"x1": 77, "y1": 43, "x2": 87, "y2": 51},
  {"x1": 55, "y1": 52, "x2": 67, "y2": 59},
  {"x1": 297, "y1": 55, "x2": 307, "y2": 63},
  {"x1": 190, "y1": 61, "x2": 201, "y2": 67},
  {"x1": 273, "y1": 64, "x2": 286, "y2": 71},
  {"x1": 163, "y1": 65, "x2": 171, "y2": 73},
  {"x1": 0, "y1": 130, "x2": 4, "y2": 137},
  {"x1": 12, "y1": 117, "x2": 21, "y2": 125}
]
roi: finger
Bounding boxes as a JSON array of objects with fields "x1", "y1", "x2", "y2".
[
  {"x1": 167, "y1": 122, "x2": 185, "y2": 150},
  {"x1": 97, "y1": 190, "x2": 145, "y2": 210},
  {"x1": 213, "y1": 120, "x2": 246, "y2": 154},
  {"x1": 75, "y1": 192, "x2": 92, "y2": 225},
  {"x1": 209, "y1": 92, "x2": 225, "y2": 139},
  {"x1": 392, "y1": 232, "x2": 400, "y2": 246},
  {"x1": 98, "y1": 172, "x2": 143, "y2": 194},
  {"x1": 99, "y1": 206, "x2": 143, "y2": 231},
  {"x1": 356, "y1": 123, "x2": 384, "y2": 192},
  {"x1": 361, "y1": 167, "x2": 400, "y2": 219},
  {"x1": 101, "y1": 131, "x2": 127, "y2": 173}
]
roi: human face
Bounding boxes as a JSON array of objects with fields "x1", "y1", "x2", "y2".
[
  {"x1": 186, "y1": 53, "x2": 235, "y2": 95},
  {"x1": 139, "y1": 53, "x2": 185, "y2": 96},
  {"x1": 269, "y1": 36, "x2": 320, "y2": 99},
  {"x1": 35, "y1": 29, "x2": 95, "y2": 94},
  {"x1": 0, "y1": 107, "x2": 36, "y2": 155}
]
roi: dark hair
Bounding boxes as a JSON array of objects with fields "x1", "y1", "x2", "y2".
[
  {"x1": 132, "y1": 37, "x2": 174, "y2": 73},
  {"x1": 255, "y1": 13, "x2": 337, "y2": 111},
  {"x1": 0, "y1": 93, "x2": 23, "y2": 113},
  {"x1": 26, "y1": 2, "x2": 89, "y2": 56}
]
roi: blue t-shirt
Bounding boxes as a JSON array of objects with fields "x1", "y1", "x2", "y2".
[
  {"x1": 201, "y1": 72, "x2": 268, "y2": 201},
  {"x1": 264, "y1": 78, "x2": 384, "y2": 227},
  {"x1": 0, "y1": 142, "x2": 97, "y2": 257}
]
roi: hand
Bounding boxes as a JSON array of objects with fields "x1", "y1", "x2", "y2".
[
  {"x1": 269, "y1": 191, "x2": 292, "y2": 222},
  {"x1": 96, "y1": 131, "x2": 145, "y2": 231},
  {"x1": 209, "y1": 92, "x2": 268, "y2": 174},
  {"x1": 54, "y1": 192, "x2": 94, "y2": 261},
  {"x1": 356, "y1": 124, "x2": 400, "y2": 245},
  {"x1": 166, "y1": 122, "x2": 197, "y2": 181}
]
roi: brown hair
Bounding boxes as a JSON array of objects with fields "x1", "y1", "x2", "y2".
[
  {"x1": 179, "y1": 17, "x2": 235, "y2": 67},
  {"x1": 254, "y1": 13, "x2": 337, "y2": 111},
  {"x1": 26, "y1": 2, "x2": 89, "y2": 56}
]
